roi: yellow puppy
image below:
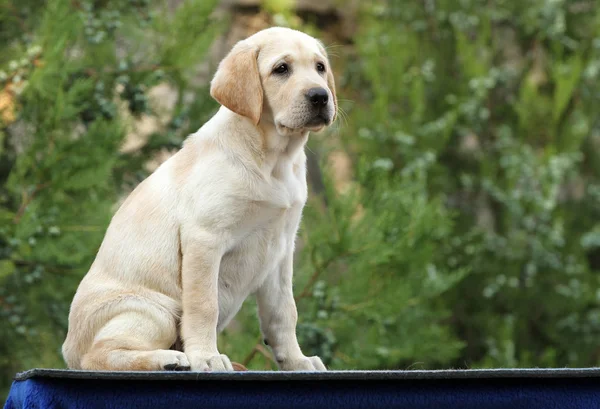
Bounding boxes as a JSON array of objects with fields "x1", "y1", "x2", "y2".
[{"x1": 62, "y1": 27, "x2": 336, "y2": 372}]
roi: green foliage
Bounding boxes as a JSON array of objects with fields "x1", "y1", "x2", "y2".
[
  {"x1": 305, "y1": 169, "x2": 467, "y2": 369},
  {"x1": 2, "y1": 0, "x2": 600, "y2": 399},
  {"x1": 221, "y1": 0, "x2": 600, "y2": 373},
  {"x1": 0, "y1": 0, "x2": 221, "y2": 398},
  {"x1": 328, "y1": 0, "x2": 600, "y2": 369}
]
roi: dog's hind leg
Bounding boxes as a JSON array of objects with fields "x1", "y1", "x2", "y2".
[{"x1": 81, "y1": 310, "x2": 189, "y2": 371}]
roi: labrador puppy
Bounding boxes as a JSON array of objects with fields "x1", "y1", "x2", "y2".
[{"x1": 62, "y1": 27, "x2": 336, "y2": 372}]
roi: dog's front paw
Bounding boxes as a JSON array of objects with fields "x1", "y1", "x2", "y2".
[
  {"x1": 186, "y1": 351, "x2": 234, "y2": 372},
  {"x1": 278, "y1": 355, "x2": 327, "y2": 371}
]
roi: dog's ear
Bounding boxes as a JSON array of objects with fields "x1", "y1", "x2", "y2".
[
  {"x1": 210, "y1": 41, "x2": 263, "y2": 125},
  {"x1": 317, "y1": 41, "x2": 337, "y2": 122}
]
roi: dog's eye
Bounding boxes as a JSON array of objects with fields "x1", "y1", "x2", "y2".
[
  {"x1": 274, "y1": 63, "x2": 289, "y2": 74},
  {"x1": 316, "y1": 62, "x2": 326, "y2": 73}
]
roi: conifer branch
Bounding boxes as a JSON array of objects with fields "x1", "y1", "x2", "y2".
[{"x1": 14, "y1": 182, "x2": 50, "y2": 223}]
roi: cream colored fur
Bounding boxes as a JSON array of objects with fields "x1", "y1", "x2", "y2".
[{"x1": 62, "y1": 27, "x2": 336, "y2": 372}]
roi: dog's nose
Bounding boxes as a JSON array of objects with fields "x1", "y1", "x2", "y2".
[{"x1": 306, "y1": 87, "x2": 329, "y2": 107}]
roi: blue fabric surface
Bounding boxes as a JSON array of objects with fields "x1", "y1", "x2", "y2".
[{"x1": 5, "y1": 370, "x2": 600, "y2": 409}]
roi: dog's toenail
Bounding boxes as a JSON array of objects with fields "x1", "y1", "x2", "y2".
[{"x1": 174, "y1": 365, "x2": 190, "y2": 371}]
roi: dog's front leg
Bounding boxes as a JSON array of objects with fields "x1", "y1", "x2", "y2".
[
  {"x1": 257, "y1": 252, "x2": 327, "y2": 371},
  {"x1": 180, "y1": 239, "x2": 233, "y2": 372}
]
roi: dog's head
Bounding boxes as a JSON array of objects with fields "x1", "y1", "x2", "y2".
[{"x1": 210, "y1": 27, "x2": 337, "y2": 135}]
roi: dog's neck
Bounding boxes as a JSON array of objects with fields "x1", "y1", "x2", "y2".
[
  {"x1": 257, "y1": 118, "x2": 308, "y2": 179},
  {"x1": 209, "y1": 107, "x2": 308, "y2": 178},
  {"x1": 258, "y1": 118, "x2": 308, "y2": 157}
]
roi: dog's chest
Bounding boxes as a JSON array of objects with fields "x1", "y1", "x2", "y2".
[
  {"x1": 221, "y1": 175, "x2": 305, "y2": 288},
  {"x1": 215, "y1": 165, "x2": 306, "y2": 327},
  {"x1": 216, "y1": 208, "x2": 299, "y2": 330},
  {"x1": 220, "y1": 222, "x2": 290, "y2": 287}
]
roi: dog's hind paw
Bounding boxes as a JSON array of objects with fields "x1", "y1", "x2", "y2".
[
  {"x1": 163, "y1": 363, "x2": 191, "y2": 371},
  {"x1": 159, "y1": 350, "x2": 191, "y2": 371}
]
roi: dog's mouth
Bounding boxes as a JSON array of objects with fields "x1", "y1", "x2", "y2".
[
  {"x1": 303, "y1": 114, "x2": 330, "y2": 130},
  {"x1": 278, "y1": 114, "x2": 331, "y2": 134}
]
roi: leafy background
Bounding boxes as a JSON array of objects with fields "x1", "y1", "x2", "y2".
[{"x1": 2, "y1": 0, "x2": 600, "y2": 399}]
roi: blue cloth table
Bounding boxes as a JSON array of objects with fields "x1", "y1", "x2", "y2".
[{"x1": 5, "y1": 368, "x2": 600, "y2": 408}]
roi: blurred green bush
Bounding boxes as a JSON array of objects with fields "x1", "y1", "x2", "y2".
[
  {"x1": 1, "y1": 0, "x2": 600, "y2": 399},
  {"x1": 0, "y1": 0, "x2": 221, "y2": 396},
  {"x1": 280, "y1": 0, "x2": 600, "y2": 371}
]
